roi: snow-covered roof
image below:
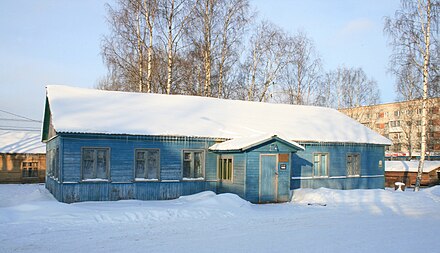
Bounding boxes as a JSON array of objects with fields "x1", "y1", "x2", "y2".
[
  {"x1": 0, "y1": 130, "x2": 45, "y2": 154},
  {"x1": 44, "y1": 85, "x2": 392, "y2": 145},
  {"x1": 385, "y1": 161, "x2": 440, "y2": 173},
  {"x1": 209, "y1": 133, "x2": 304, "y2": 151}
]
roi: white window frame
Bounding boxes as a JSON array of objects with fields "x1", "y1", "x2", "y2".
[
  {"x1": 218, "y1": 155, "x2": 233, "y2": 182},
  {"x1": 312, "y1": 153, "x2": 329, "y2": 177}
]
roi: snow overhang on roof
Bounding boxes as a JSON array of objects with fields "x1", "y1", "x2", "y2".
[
  {"x1": 209, "y1": 134, "x2": 305, "y2": 152},
  {"x1": 45, "y1": 85, "x2": 393, "y2": 145},
  {"x1": 385, "y1": 161, "x2": 440, "y2": 173},
  {"x1": 0, "y1": 130, "x2": 45, "y2": 154}
]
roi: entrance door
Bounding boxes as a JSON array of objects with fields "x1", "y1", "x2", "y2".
[{"x1": 260, "y1": 154, "x2": 278, "y2": 203}]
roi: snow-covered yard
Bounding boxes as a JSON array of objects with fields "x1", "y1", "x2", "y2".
[{"x1": 1, "y1": 184, "x2": 439, "y2": 253}]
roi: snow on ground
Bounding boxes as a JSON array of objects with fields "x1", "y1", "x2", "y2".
[{"x1": 1, "y1": 185, "x2": 440, "y2": 253}]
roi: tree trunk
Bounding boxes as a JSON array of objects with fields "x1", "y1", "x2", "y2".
[
  {"x1": 203, "y1": 0, "x2": 213, "y2": 97},
  {"x1": 136, "y1": 11, "x2": 144, "y2": 92},
  {"x1": 147, "y1": 28, "x2": 153, "y2": 93},
  {"x1": 248, "y1": 46, "x2": 258, "y2": 101},
  {"x1": 145, "y1": 0, "x2": 156, "y2": 93},
  {"x1": 166, "y1": 0, "x2": 175, "y2": 95},
  {"x1": 415, "y1": 0, "x2": 431, "y2": 192}
]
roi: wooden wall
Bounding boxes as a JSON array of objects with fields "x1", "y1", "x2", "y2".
[
  {"x1": 44, "y1": 133, "x2": 388, "y2": 203},
  {"x1": 291, "y1": 143, "x2": 385, "y2": 189},
  {"x1": 385, "y1": 170, "x2": 440, "y2": 187},
  {"x1": 244, "y1": 140, "x2": 296, "y2": 203},
  {"x1": 46, "y1": 134, "x2": 219, "y2": 203},
  {"x1": 0, "y1": 153, "x2": 46, "y2": 183}
]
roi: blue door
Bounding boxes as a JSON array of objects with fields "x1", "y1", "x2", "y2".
[{"x1": 260, "y1": 154, "x2": 278, "y2": 203}]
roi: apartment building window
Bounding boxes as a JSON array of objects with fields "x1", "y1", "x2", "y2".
[
  {"x1": 394, "y1": 110, "x2": 400, "y2": 117},
  {"x1": 389, "y1": 121, "x2": 401, "y2": 127}
]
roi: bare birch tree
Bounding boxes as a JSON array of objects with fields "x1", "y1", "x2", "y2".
[
  {"x1": 277, "y1": 31, "x2": 323, "y2": 105},
  {"x1": 320, "y1": 67, "x2": 380, "y2": 109},
  {"x1": 216, "y1": 0, "x2": 252, "y2": 98},
  {"x1": 242, "y1": 21, "x2": 289, "y2": 102},
  {"x1": 157, "y1": 0, "x2": 195, "y2": 94},
  {"x1": 100, "y1": 0, "x2": 158, "y2": 92},
  {"x1": 385, "y1": 0, "x2": 439, "y2": 191}
]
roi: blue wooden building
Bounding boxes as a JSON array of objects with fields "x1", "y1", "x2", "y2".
[{"x1": 42, "y1": 85, "x2": 392, "y2": 203}]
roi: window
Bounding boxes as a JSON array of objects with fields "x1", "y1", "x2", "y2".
[
  {"x1": 81, "y1": 148, "x2": 109, "y2": 180},
  {"x1": 389, "y1": 120, "x2": 401, "y2": 127},
  {"x1": 347, "y1": 153, "x2": 360, "y2": 176},
  {"x1": 394, "y1": 110, "x2": 400, "y2": 117},
  {"x1": 218, "y1": 156, "x2": 233, "y2": 181},
  {"x1": 313, "y1": 153, "x2": 328, "y2": 177},
  {"x1": 135, "y1": 149, "x2": 160, "y2": 180},
  {"x1": 22, "y1": 162, "x2": 38, "y2": 178},
  {"x1": 183, "y1": 150, "x2": 204, "y2": 179},
  {"x1": 53, "y1": 147, "x2": 59, "y2": 179},
  {"x1": 47, "y1": 147, "x2": 59, "y2": 179}
]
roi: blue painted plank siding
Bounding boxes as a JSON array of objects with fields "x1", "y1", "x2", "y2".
[
  {"x1": 45, "y1": 133, "x2": 386, "y2": 203},
  {"x1": 217, "y1": 153, "x2": 246, "y2": 198},
  {"x1": 291, "y1": 143, "x2": 385, "y2": 190},
  {"x1": 60, "y1": 135, "x2": 216, "y2": 183},
  {"x1": 243, "y1": 140, "x2": 298, "y2": 203},
  {"x1": 45, "y1": 134, "x2": 220, "y2": 202},
  {"x1": 245, "y1": 151, "x2": 260, "y2": 203}
]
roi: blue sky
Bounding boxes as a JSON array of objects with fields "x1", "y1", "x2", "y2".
[{"x1": 0, "y1": 0, "x2": 400, "y2": 120}]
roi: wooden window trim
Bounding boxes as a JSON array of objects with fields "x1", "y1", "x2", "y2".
[
  {"x1": 181, "y1": 149, "x2": 205, "y2": 180},
  {"x1": 218, "y1": 155, "x2": 233, "y2": 182},
  {"x1": 134, "y1": 148, "x2": 160, "y2": 181},
  {"x1": 346, "y1": 153, "x2": 361, "y2": 177},
  {"x1": 81, "y1": 147, "x2": 111, "y2": 181},
  {"x1": 22, "y1": 161, "x2": 39, "y2": 178}
]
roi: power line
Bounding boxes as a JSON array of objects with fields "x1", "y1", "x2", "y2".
[
  {"x1": 0, "y1": 109, "x2": 42, "y2": 123},
  {"x1": 0, "y1": 127, "x2": 41, "y2": 132},
  {"x1": 0, "y1": 118, "x2": 41, "y2": 122}
]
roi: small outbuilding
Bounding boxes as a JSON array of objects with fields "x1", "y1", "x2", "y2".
[
  {"x1": 42, "y1": 85, "x2": 392, "y2": 203},
  {"x1": 0, "y1": 130, "x2": 46, "y2": 183},
  {"x1": 385, "y1": 160, "x2": 440, "y2": 187}
]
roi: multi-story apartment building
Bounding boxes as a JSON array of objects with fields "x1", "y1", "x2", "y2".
[{"x1": 339, "y1": 97, "x2": 440, "y2": 160}]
